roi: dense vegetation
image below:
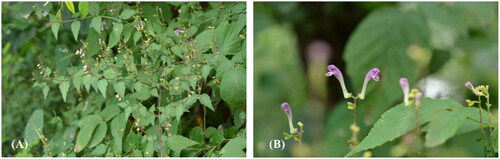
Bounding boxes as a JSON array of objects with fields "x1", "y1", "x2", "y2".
[{"x1": 2, "y1": 2, "x2": 246, "y2": 157}]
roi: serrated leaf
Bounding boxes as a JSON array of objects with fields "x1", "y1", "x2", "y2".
[
  {"x1": 78, "y1": 2, "x2": 89, "y2": 18},
  {"x1": 73, "y1": 75, "x2": 82, "y2": 93},
  {"x1": 143, "y1": 141, "x2": 154, "y2": 157},
  {"x1": 97, "y1": 79, "x2": 108, "y2": 98},
  {"x1": 199, "y1": 93, "x2": 214, "y2": 111},
  {"x1": 71, "y1": 21, "x2": 81, "y2": 41},
  {"x1": 64, "y1": 2, "x2": 76, "y2": 14},
  {"x1": 51, "y1": 22, "x2": 60, "y2": 40},
  {"x1": 108, "y1": 23, "x2": 123, "y2": 48},
  {"x1": 189, "y1": 127, "x2": 204, "y2": 143},
  {"x1": 59, "y1": 81, "x2": 70, "y2": 102},
  {"x1": 220, "y1": 137, "x2": 246, "y2": 157},
  {"x1": 103, "y1": 68, "x2": 117, "y2": 79},
  {"x1": 42, "y1": 86, "x2": 49, "y2": 100},
  {"x1": 75, "y1": 115, "x2": 100, "y2": 152},
  {"x1": 220, "y1": 67, "x2": 246, "y2": 108},
  {"x1": 347, "y1": 104, "x2": 416, "y2": 156},
  {"x1": 24, "y1": 109, "x2": 43, "y2": 143},
  {"x1": 425, "y1": 107, "x2": 466, "y2": 148},
  {"x1": 150, "y1": 88, "x2": 159, "y2": 97},
  {"x1": 98, "y1": 104, "x2": 120, "y2": 122},
  {"x1": 91, "y1": 17, "x2": 102, "y2": 34},
  {"x1": 201, "y1": 65, "x2": 212, "y2": 80},
  {"x1": 195, "y1": 30, "x2": 213, "y2": 53},
  {"x1": 166, "y1": 135, "x2": 199, "y2": 151},
  {"x1": 113, "y1": 81, "x2": 126, "y2": 97},
  {"x1": 111, "y1": 113, "x2": 126, "y2": 138},
  {"x1": 120, "y1": 9, "x2": 136, "y2": 19},
  {"x1": 133, "y1": 31, "x2": 141, "y2": 44},
  {"x1": 347, "y1": 98, "x2": 470, "y2": 156},
  {"x1": 89, "y1": 144, "x2": 106, "y2": 156},
  {"x1": 88, "y1": 122, "x2": 107, "y2": 148}
]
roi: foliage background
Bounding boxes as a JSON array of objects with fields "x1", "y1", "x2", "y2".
[
  {"x1": 254, "y1": 2, "x2": 498, "y2": 157},
  {"x1": 2, "y1": 2, "x2": 246, "y2": 157}
]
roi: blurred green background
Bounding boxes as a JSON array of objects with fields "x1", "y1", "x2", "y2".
[{"x1": 254, "y1": 2, "x2": 498, "y2": 157}]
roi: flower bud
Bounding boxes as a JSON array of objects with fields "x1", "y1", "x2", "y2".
[{"x1": 400, "y1": 78, "x2": 409, "y2": 106}]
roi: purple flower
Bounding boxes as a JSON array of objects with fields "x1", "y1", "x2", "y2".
[
  {"x1": 175, "y1": 29, "x2": 182, "y2": 35},
  {"x1": 281, "y1": 103, "x2": 292, "y2": 117},
  {"x1": 280, "y1": 103, "x2": 295, "y2": 133},
  {"x1": 400, "y1": 78, "x2": 409, "y2": 105},
  {"x1": 79, "y1": 39, "x2": 84, "y2": 44},
  {"x1": 326, "y1": 65, "x2": 350, "y2": 98},
  {"x1": 365, "y1": 68, "x2": 381, "y2": 82},
  {"x1": 102, "y1": 20, "x2": 107, "y2": 25},
  {"x1": 139, "y1": 20, "x2": 143, "y2": 25},
  {"x1": 359, "y1": 68, "x2": 381, "y2": 99},
  {"x1": 465, "y1": 81, "x2": 474, "y2": 90},
  {"x1": 89, "y1": 24, "x2": 93, "y2": 28}
]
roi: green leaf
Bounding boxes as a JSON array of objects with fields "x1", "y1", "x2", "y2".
[
  {"x1": 78, "y1": 2, "x2": 89, "y2": 18},
  {"x1": 166, "y1": 135, "x2": 199, "y2": 151},
  {"x1": 91, "y1": 17, "x2": 102, "y2": 34},
  {"x1": 89, "y1": 144, "x2": 106, "y2": 156},
  {"x1": 71, "y1": 21, "x2": 81, "y2": 41},
  {"x1": 425, "y1": 107, "x2": 466, "y2": 148},
  {"x1": 97, "y1": 79, "x2": 108, "y2": 98},
  {"x1": 103, "y1": 68, "x2": 117, "y2": 79},
  {"x1": 108, "y1": 23, "x2": 123, "y2": 48},
  {"x1": 195, "y1": 30, "x2": 213, "y2": 53},
  {"x1": 64, "y1": 2, "x2": 76, "y2": 14},
  {"x1": 75, "y1": 115, "x2": 100, "y2": 152},
  {"x1": 111, "y1": 113, "x2": 126, "y2": 138},
  {"x1": 201, "y1": 65, "x2": 212, "y2": 81},
  {"x1": 133, "y1": 31, "x2": 141, "y2": 44},
  {"x1": 88, "y1": 122, "x2": 107, "y2": 148},
  {"x1": 189, "y1": 127, "x2": 204, "y2": 143},
  {"x1": 456, "y1": 107, "x2": 498, "y2": 135},
  {"x1": 89, "y1": 2, "x2": 99, "y2": 16},
  {"x1": 120, "y1": 9, "x2": 136, "y2": 19},
  {"x1": 220, "y1": 137, "x2": 246, "y2": 157},
  {"x1": 199, "y1": 93, "x2": 215, "y2": 111},
  {"x1": 98, "y1": 104, "x2": 120, "y2": 122},
  {"x1": 51, "y1": 22, "x2": 60, "y2": 40},
  {"x1": 24, "y1": 109, "x2": 43, "y2": 143},
  {"x1": 214, "y1": 21, "x2": 245, "y2": 55},
  {"x1": 42, "y1": 86, "x2": 49, "y2": 100},
  {"x1": 73, "y1": 74, "x2": 83, "y2": 93},
  {"x1": 143, "y1": 141, "x2": 154, "y2": 157},
  {"x1": 171, "y1": 45, "x2": 184, "y2": 59},
  {"x1": 343, "y1": 6, "x2": 430, "y2": 122},
  {"x1": 347, "y1": 104, "x2": 416, "y2": 156},
  {"x1": 220, "y1": 67, "x2": 246, "y2": 108},
  {"x1": 113, "y1": 81, "x2": 126, "y2": 97},
  {"x1": 59, "y1": 81, "x2": 70, "y2": 102},
  {"x1": 347, "y1": 98, "x2": 469, "y2": 156},
  {"x1": 56, "y1": 9, "x2": 62, "y2": 22}
]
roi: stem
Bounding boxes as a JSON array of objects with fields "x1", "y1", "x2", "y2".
[
  {"x1": 415, "y1": 104, "x2": 422, "y2": 156},
  {"x1": 478, "y1": 96, "x2": 487, "y2": 156},
  {"x1": 288, "y1": 118, "x2": 295, "y2": 134},
  {"x1": 467, "y1": 116, "x2": 497, "y2": 129},
  {"x1": 486, "y1": 93, "x2": 494, "y2": 154}
]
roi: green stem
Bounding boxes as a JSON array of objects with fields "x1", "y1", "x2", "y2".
[
  {"x1": 467, "y1": 116, "x2": 497, "y2": 129},
  {"x1": 478, "y1": 96, "x2": 488, "y2": 156}
]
